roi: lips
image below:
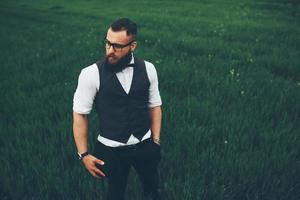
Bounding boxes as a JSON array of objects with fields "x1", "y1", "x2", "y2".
[
  {"x1": 107, "y1": 56, "x2": 117, "y2": 64},
  {"x1": 107, "y1": 54, "x2": 115, "y2": 59}
]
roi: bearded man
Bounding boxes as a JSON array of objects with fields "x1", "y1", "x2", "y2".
[{"x1": 73, "y1": 18, "x2": 162, "y2": 200}]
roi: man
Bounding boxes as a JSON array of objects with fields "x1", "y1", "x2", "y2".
[{"x1": 73, "y1": 18, "x2": 162, "y2": 200}]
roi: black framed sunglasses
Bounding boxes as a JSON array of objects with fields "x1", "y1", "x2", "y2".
[{"x1": 104, "y1": 39, "x2": 135, "y2": 51}]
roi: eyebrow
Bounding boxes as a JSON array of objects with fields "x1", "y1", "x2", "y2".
[{"x1": 105, "y1": 38, "x2": 127, "y2": 46}]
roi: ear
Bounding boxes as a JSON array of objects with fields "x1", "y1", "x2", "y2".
[{"x1": 130, "y1": 41, "x2": 137, "y2": 52}]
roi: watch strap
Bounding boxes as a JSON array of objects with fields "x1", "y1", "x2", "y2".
[{"x1": 77, "y1": 151, "x2": 89, "y2": 160}]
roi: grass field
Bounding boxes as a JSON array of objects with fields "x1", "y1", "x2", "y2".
[{"x1": 0, "y1": 0, "x2": 299, "y2": 199}]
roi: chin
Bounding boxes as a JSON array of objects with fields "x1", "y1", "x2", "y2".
[{"x1": 109, "y1": 61, "x2": 118, "y2": 65}]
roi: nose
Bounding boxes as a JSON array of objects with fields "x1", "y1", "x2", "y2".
[{"x1": 107, "y1": 45, "x2": 115, "y2": 54}]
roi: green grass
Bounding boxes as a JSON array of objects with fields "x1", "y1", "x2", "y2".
[{"x1": 0, "y1": 0, "x2": 299, "y2": 199}]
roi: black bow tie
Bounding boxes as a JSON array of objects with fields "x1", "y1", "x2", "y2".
[{"x1": 127, "y1": 63, "x2": 135, "y2": 67}]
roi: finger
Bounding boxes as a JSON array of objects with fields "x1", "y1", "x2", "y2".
[
  {"x1": 91, "y1": 171, "x2": 102, "y2": 179},
  {"x1": 95, "y1": 158, "x2": 105, "y2": 166},
  {"x1": 94, "y1": 168, "x2": 106, "y2": 177}
]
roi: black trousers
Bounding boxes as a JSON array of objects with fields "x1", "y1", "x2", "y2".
[{"x1": 93, "y1": 138, "x2": 161, "y2": 200}]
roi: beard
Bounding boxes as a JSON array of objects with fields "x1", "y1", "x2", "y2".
[{"x1": 104, "y1": 51, "x2": 132, "y2": 73}]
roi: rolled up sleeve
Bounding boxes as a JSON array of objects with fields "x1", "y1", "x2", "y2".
[{"x1": 146, "y1": 62, "x2": 162, "y2": 108}]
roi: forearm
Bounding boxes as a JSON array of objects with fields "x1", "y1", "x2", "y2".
[
  {"x1": 149, "y1": 106, "x2": 162, "y2": 140},
  {"x1": 73, "y1": 112, "x2": 89, "y2": 153}
]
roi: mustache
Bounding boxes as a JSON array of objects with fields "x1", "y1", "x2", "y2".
[{"x1": 106, "y1": 53, "x2": 115, "y2": 58}]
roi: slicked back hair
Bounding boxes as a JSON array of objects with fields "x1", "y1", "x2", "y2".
[{"x1": 110, "y1": 18, "x2": 137, "y2": 40}]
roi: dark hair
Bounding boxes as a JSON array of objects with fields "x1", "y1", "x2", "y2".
[{"x1": 110, "y1": 18, "x2": 137, "y2": 39}]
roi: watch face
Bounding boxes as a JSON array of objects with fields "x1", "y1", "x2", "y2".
[{"x1": 77, "y1": 152, "x2": 82, "y2": 160}]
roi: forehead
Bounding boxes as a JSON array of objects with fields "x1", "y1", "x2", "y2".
[{"x1": 106, "y1": 28, "x2": 132, "y2": 44}]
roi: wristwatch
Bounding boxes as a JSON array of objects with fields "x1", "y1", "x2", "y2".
[
  {"x1": 153, "y1": 138, "x2": 161, "y2": 145},
  {"x1": 77, "y1": 151, "x2": 89, "y2": 160}
]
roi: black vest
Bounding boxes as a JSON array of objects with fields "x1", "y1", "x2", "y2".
[{"x1": 94, "y1": 57, "x2": 151, "y2": 143}]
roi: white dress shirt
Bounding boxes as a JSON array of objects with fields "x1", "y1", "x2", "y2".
[{"x1": 73, "y1": 56, "x2": 162, "y2": 147}]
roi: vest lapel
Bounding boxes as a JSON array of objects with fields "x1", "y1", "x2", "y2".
[
  {"x1": 128, "y1": 64, "x2": 136, "y2": 95},
  {"x1": 113, "y1": 73, "x2": 129, "y2": 95}
]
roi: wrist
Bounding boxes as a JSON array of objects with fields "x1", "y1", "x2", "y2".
[
  {"x1": 77, "y1": 151, "x2": 89, "y2": 160},
  {"x1": 152, "y1": 137, "x2": 160, "y2": 145}
]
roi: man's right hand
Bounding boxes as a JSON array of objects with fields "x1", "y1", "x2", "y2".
[{"x1": 82, "y1": 154, "x2": 106, "y2": 178}]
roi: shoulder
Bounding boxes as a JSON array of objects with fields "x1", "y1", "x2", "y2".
[
  {"x1": 144, "y1": 60, "x2": 155, "y2": 70},
  {"x1": 79, "y1": 63, "x2": 99, "y2": 80},
  {"x1": 80, "y1": 63, "x2": 98, "y2": 75},
  {"x1": 143, "y1": 60, "x2": 158, "y2": 81},
  {"x1": 78, "y1": 63, "x2": 99, "y2": 89},
  {"x1": 134, "y1": 57, "x2": 155, "y2": 71}
]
